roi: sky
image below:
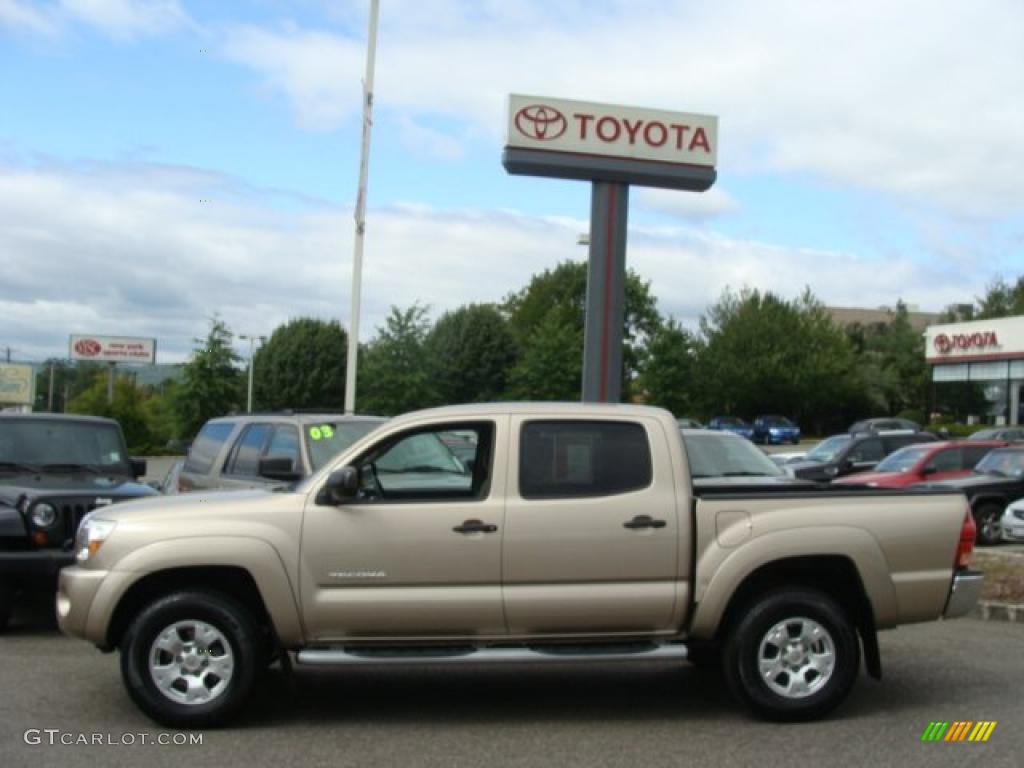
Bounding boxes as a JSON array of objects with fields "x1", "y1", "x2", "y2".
[{"x1": 1, "y1": 0, "x2": 1022, "y2": 364}]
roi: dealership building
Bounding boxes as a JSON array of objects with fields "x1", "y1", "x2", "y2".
[{"x1": 924, "y1": 315, "x2": 1024, "y2": 425}]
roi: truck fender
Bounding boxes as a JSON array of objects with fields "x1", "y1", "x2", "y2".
[
  {"x1": 688, "y1": 526, "x2": 898, "y2": 639},
  {"x1": 89, "y1": 536, "x2": 304, "y2": 646}
]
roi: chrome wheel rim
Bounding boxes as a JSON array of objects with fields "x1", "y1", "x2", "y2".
[
  {"x1": 980, "y1": 512, "x2": 1001, "y2": 542},
  {"x1": 148, "y1": 620, "x2": 234, "y2": 706},
  {"x1": 757, "y1": 617, "x2": 835, "y2": 699}
]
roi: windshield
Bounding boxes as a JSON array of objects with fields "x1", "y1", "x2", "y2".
[
  {"x1": 683, "y1": 432, "x2": 783, "y2": 478},
  {"x1": 718, "y1": 417, "x2": 746, "y2": 427},
  {"x1": 761, "y1": 416, "x2": 794, "y2": 427},
  {"x1": 975, "y1": 450, "x2": 1024, "y2": 478},
  {"x1": 805, "y1": 435, "x2": 852, "y2": 463},
  {"x1": 970, "y1": 428, "x2": 998, "y2": 440},
  {"x1": 874, "y1": 444, "x2": 931, "y2": 473},
  {"x1": 304, "y1": 420, "x2": 385, "y2": 471},
  {"x1": 0, "y1": 419, "x2": 129, "y2": 474}
]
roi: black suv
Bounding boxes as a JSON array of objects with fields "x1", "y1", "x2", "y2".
[
  {"x1": 0, "y1": 414, "x2": 157, "y2": 629},
  {"x1": 786, "y1": 431, "x2": 937, "y2": 482}
]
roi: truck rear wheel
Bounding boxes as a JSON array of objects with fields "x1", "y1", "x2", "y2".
[
  {"x1": 120, "y1": 591, "x2": 264, "y2": 728},
  {"x1": 723, "y1": 588, "x2": 859, "y2": 721},
  {"x1": 973, "y1": 502, "x2": 1003, "y2": 546}
]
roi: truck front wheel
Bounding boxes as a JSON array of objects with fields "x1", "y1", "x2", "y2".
[
  {"x1": 120, "y1": 591, "x2": 264, "y2": 728},
  {"x1": 723, "y1": 588, "x2": 860, "y2": 721}
]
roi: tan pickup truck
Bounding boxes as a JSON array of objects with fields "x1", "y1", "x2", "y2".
[{"x1": 57, "y1": 403, "x2": 982, "y2": 727}]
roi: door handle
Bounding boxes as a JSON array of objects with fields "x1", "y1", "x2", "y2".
[
  {"x1": 623, "y1": 515, "x2": 666, "y2": 530},
  {"x1": 453, "y1": 519, "x2": 498, "y2": 534}
]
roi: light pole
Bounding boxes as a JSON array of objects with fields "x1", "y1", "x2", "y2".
[
  {"x1": 238, "y1": 334, "x2": 267, "y2": 413},
  {"x1": 344, "y1": 0, "x2": 381, "y2": 414}
]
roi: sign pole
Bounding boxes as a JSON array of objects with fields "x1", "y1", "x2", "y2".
[
  {"x1": 343, "y1": 0, "x2": 380, "y2": 415},
  {"x1": 582, "y1": 181, "x2": 629, "y2": 403}
]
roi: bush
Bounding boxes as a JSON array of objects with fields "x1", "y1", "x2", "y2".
[{"x1": 897, "y1": 409, "x2": 926, "y2": 426}]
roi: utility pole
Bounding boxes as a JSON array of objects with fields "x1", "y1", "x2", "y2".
[
  {"x1": 343, "y1": 0, "x2": 381, "y2": 414},
  {"x1": 48, "y1": 363, "x2": 55, "y2": 411},
  {"x1": 239, "y1": 334, "x2": 266, "y2": 413}
]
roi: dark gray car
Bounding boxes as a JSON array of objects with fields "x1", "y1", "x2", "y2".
[
  {"x1": 179, "y1": 413, "x2": 387, "y2": 492},
  {"x1": 787, "y1": 431, "x2": 937, "y2": 482}
]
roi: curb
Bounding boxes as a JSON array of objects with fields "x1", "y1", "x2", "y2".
[{"x1": 971, "y1": 601, "x2": 1024, "y2": 623}]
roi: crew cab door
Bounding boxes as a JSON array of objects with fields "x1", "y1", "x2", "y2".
[
  {"x1": 299, "y1": 418, "x2": 507, "y2": 641},
  {"x1": 502, "y1": 415, "x2": 684, "y2": 636}
]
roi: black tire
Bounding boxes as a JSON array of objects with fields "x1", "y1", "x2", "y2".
[
  {"x1": 120, "y1": 591, "x2": 264, "y2": 728},
  {"x1": 974, "y1": 503, "x2": 1003, "y2": 547},
  {"x1": 723, "y1": 588, "x2": 860, "y2": 722},
  {"x1": 0, "y1": 582, "x2": 16, "y2": 632}
]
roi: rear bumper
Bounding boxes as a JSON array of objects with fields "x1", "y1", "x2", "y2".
[{"x1": 944, "y1": 570, "x2": 984, "y2": 619}]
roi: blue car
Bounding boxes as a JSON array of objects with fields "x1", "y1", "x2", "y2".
[
  {"x1": 707, "y1": 416, "x2": 755, "y2": 440},
  {"x1": 753, "y1": 414, "x2": 802, "y2": 445}
]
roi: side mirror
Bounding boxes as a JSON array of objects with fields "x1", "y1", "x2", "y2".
[
  {"x1": 319, "y1": 466, "x2": 360, "y2": 505},
  {"x1": 130, "y1": 457, "x2": 147, "y2": 479},
  {"x1": 258, "y1": 456, "x2": 301, "y2": 482}
]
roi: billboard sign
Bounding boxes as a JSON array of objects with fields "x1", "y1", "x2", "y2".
[
  {"x1": 69, "y1": 335, "x2": 157, "y2": 364},
  {"x1": 506, "y1": 94, "x2": 718, "y2": 168},
  {"x1": 0, "y1": 363, "x2": 35, "y2": 406}
]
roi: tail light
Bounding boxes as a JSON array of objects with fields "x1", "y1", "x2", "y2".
[{"x1": 955, "y1": 507, "x2": 976, "y2": 569}]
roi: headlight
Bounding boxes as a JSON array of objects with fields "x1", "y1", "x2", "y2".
[
  {"x1": 31, "y1": 502, "x2": 58, "y2": 529},
  {"x1": 74, "y1": 518, "x2": 117, "y2": 563},
  {"x1": 824, "y1": 466, "x2": 839, "y2": 477}
]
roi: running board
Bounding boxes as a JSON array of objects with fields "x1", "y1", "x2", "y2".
[{"x1": 296, "y1": 643, "x2": 688, "y2": 666}]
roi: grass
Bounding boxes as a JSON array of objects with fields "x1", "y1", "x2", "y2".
[{"x1": 973, "y1": 551, "x2": 1024, "y2": 603}]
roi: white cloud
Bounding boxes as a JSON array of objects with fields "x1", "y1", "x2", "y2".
[
  {"x1": 58, "y1": 0, "x2": 190, "y2": 39},
  {"x1": 224, "y1": 0, "x2": 1024, "y2": 217},
  {"x1": 0, "y1": 159, "x2": 1000, "y2": 363},
  {"x1": 635, "y1": 187, "x2": 739, "y2": 222},
  {"x1": 397, "y1": 116, "x2": 465, "y2": 160},
  {"x1": 0, "y1": 0, "x2": 59, "y2": 35}
]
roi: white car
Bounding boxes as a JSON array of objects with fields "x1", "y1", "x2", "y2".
[{"x1": 1002, "y1": 497, "x2": 1024, "y2": 543}]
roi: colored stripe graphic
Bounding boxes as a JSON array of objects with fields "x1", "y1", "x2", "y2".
[
  {"x1": 968, "y1": 722, "x2": 997, "y2": 742},
  {"x1": 921, "y1": 722, "x2": 949, "y2": 741},
  {"x1": 945, "y1": 721, "x2": 972, "y2": 741}
]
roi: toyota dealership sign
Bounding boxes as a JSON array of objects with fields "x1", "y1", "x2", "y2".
[
  {"x1": 506, "y1": 94, "x2": 717, "y2": 168},
  {"x1": 69, "y1": 335, "x2": 156, "y2": 364}
]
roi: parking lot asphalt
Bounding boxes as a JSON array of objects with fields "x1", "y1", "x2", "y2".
[{"x1": 1, "y1": 595, "x2": 1021, "y2": 768}]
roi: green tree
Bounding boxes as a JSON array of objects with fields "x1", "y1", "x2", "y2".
[
  {"x1": 502, "y1": 260, "x2": 662, "y2": 400},
  {"x1": 67, "y1": 373, "x2": 154, "y2": 453},
  {"x1": 976, "y1": 276, "x2": 1024, "y2": 319},
  {"x1": 638, "y1": 317, "x2": 700, "y2": 418},
  {"x1": 357, "y1": 304, "x2": 436, "y2": 415},
  {"x1": 856, "y1": 302, "x2": 929, "y2": 416},
  {"x1": 173, "y1": 317, "x2": 243, "y2": 438},
  {"x1": 253, "y1": 317, "x2": 348, "y2": 411},
  {"x1": 426, "y1": 304, "x2": 517, "y2": 404},
  {"x1": 696, "y1": 288, "x2": 864, "y2": 433}
]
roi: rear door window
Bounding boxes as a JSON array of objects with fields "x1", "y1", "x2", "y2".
[
  {"x1": 520, "y1": 421, "x2": 652, "y2": 499},
  {"x1": 848, "y1": 437, "x2": 884, "y2": 463},
  {"x1": 183, "y1": 422, "x2": 235, "y2": 475},
  {"x1": 224, "y1": 424, "x2": 273, "y2": 477},
  {"x1": 963, "y1": 445, "x2": 996, "y2": 467}
]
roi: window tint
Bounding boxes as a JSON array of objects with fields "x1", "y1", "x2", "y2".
[
  {"x1": 520, "y1": 421, "x2": 652, "y2": 499},
  {"x1": 926, "y1": 448, "x2": 962, "y2": 473},
  {"x1": 266, "y1": 425, "x2": 301, "y2": 470},
  {"x1": 354, "y1": 423, "x2": 492, "y2": 502},
  {"x1": 848, "y1": 438, "x2": 884, "y2": 463},
  {"x1": 962, "y1": 446, "x2": 995, "y2": 467},
  {"x1": 183, "y1": 422, "x2": 235, "y2": 474},
  {"x1": 225, "y1": 424, "x2": 273, "y2": 477}
]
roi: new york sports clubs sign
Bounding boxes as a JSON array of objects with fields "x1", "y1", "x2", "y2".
[
  {"x1": 506, "y1": 94, "x2": 717, "y2": 168},
  {"x1": 69, "y1": 335, "x2": 157, "y2": 364}
]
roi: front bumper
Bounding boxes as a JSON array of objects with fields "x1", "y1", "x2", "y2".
[
  {"x1": 55, "y1": 565, "x2": 109, "y2": 641},
  {"x1": 943, "y1": 570, "x2": 984, "y2": 619},
  {"x1": 0, "y1": 550, "x2": 75, "y2": 579},
  {"x1": 1001, "y1": 513, "x2": 1024, "y2": 542}
]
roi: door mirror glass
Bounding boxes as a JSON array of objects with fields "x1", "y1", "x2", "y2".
[{"x1": 258, "y1": 455, "x2": 300, "y2": 481}]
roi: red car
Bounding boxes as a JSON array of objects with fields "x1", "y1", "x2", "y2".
[{"x1": 833, "y1": 439, "x2": 1007, "y2": 488}]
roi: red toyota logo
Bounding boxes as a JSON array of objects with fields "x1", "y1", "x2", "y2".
[
  {"x1": 74, "y1": 338, "x2": 102, "y2": 357},
  {"x1": 933, "y1": 334, "x2": 952, "y2": 354},
  {"x1": 514, "y1": 104, "x2": 567, "y2": 141}
]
